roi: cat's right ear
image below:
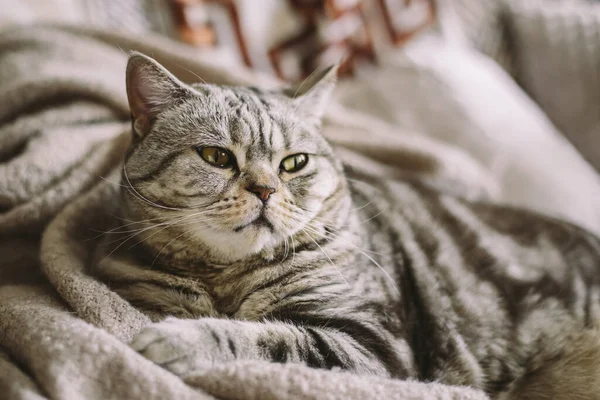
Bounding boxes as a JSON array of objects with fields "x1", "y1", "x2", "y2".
[
  {"x1": 283, "y1": 64, "x2": 339, "y2": 121},
  {"x1": 126, "y1": 52, "x2": 190, "y2": 137}
]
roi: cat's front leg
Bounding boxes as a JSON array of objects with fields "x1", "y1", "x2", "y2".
[
  {"x1": 130, "y1": 317, "x2": 243, "y2": 375},
  {"x1": 130, "y1": 316, "x2": 402, "y2": 377}
]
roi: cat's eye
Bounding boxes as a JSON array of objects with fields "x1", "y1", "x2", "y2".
[
  {"x1": 280, "y1": 153, "x2": 308, "y2": 173},
  {"x1": 198, "y1": 147, "x2": 234, "y2": 168}
]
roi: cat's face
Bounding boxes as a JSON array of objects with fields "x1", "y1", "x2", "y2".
[{"x1": 122, "y1": 54, "x2": 347, "y2": 263}]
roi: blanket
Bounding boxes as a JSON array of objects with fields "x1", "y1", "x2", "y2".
[{"x1": 0, "y1": 24, "x2": 499, "y2": 400}]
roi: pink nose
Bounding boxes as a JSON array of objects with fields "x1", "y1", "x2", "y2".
[{"x1": 246, "y1": 184, "x2": 276, "y2": 202}]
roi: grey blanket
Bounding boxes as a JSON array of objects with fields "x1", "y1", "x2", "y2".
[{"x1": 0, "y1": 24, "x2": 493, "y2": 400}]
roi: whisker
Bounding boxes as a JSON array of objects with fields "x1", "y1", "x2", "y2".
[
  {"x1": 277, "y1": 208, "x2": 384, "y2": 257},
  {"x1": 98, "y1": 208, "x2": 212, "y2": 261},
  {"x1": 99, "y1": 221, "x2": 171, "y2": 262},
  {"x1": 150, "y1": 229, "x2": 190, "y2": 269},
  {"x1": 90, "y1": 206, "x2": 215, "y2": 241},
  {"x1": 88, "y1": 216, "x2": 173, "y2": 240},
  {"x1": 291, "y1": 67, "x2": 323, "y2": 100},
  {"x1": 281, "y1": 236, "x2": 289, "y2": 262},
  {"x1": 301, "y1": 228, "x2": 350, "y2": 289},
  {"x1": 290, "y1": 234, "x2": 297, "y2": 267},
  {"x1": 304, "y1": 223, "x2": 399, "y2": 294},
  {"x1": 99, "y1": 175, "x2": 148, "y2": 189},
  {"x1": 346, "y1": 178, "x2": 383, "y2": 193},
  {"x1": 127, "y1": 209, "x2": 215, "y2": 249},
  {"x1": 352, "y1": 200, "x2": 373, "y2": 212},
  {"x1": 122, "y1": 164, "x2": 187, "y2": 211},
  {"x1": 360, "y1": 210, "x2": 384, "y2": 224},
  {"x1": 171, "y1": 61, "x2": 208, "y2": 84}
]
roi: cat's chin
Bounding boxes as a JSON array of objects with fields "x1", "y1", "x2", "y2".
[{"x1": 197, "y1": 224, "x2": 285, "y2": 264}]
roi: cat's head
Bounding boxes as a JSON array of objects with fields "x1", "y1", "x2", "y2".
[{"x1": 122, "y1": 53, "x2": 349, "y2": 264}]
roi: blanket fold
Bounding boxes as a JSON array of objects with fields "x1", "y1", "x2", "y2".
[{"x1": 0, "y1": 23, "x2": 498, "y2": 400}]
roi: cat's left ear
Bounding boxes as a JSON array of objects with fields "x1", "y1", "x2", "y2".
[
  {"x1": 126, "y1": 52, "x2": 191, "y2": 137},
  {"x1": 284, "y1": 64, "x2": 339, "y2": 120}
]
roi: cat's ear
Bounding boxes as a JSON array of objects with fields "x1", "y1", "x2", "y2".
[
  {"x1": 126, "y1": 52, "x2": 190, "y2": 137},
  {"x1": 284, "y1": 64, "x2": 339, "y2": 120}
]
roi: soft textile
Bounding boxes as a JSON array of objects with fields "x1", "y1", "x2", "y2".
[
  {"x1": 507, "y1": 0, "x2": 600, "y2": 170},
  {"x1": 439, "y1": 0, "x2": 515, "y2": 76},
  {"x1": 0, "y1": 24, "x2": 496, "y2": 400},
  {"x1": 440, "y1": 0, "x2": 600, "y2": 171}
]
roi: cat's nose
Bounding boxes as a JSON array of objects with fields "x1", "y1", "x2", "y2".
[{"x1": 246, "y1": 184, "x2": 276, "y2": 202}]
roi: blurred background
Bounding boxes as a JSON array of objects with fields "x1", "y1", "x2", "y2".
[
  {"x1": 1, "y1": 0, "x2": 598, "y2": 172},
  {"x1": 0, "y1": 0, "x2": 437, "y2": 80}
]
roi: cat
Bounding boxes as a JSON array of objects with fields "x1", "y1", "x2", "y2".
[{"x1": 93, "y1": 53, "x2": 600, "y2": 400}]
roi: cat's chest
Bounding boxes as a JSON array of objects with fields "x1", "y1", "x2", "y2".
[
  {"x1": 174, "y1": 268, "x2": 289, "y2": 320},
  {"x1": 188, "y1": 262, "x2": 342, "y2": 321}
]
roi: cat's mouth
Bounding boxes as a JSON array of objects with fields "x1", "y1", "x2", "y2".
[{"x1": 234, "y1": 214, "x2": 274, "y2": 233}]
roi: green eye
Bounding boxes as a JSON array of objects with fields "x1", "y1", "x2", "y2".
[
  {"x1": 198, "y1": 147, "x2": 234, "y2": 168},
  {"x1": 280, "y1": 153, "x2": 308, "y2": 173}
]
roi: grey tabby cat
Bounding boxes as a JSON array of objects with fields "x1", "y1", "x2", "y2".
[{"x1": 93, "y1": 53, "x2": 600, "y2": 400}]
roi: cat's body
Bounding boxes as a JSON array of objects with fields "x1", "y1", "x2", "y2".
[{"x1": 93, "y1": 53, "x2": 600, "y2": 399}]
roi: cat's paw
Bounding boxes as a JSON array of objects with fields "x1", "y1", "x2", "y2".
[{"x1": 130, "y1": 317, "x2": 228, "y2": 376}]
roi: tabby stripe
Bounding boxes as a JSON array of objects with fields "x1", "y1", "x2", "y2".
[
  {"x1": 379, "y1": 187, "x2": 461, "y2": 380},
  {"x1": 280, "y1": 119, "x2": 292, "y2": 149},
  {"x1": 173, "y1": 188, "x2": 205, "y2": 198},
  {"x1": 260, "y1": 337, "x2": 290, "y2": 363},
  {"x1": 106, "y1": 277, "x2": 206, "y2": 298},
  {"x1": 268, "y1": 110, "x2": 275, "y2": 148},
  {"x1": 255, "y1": 105, "x2": 267, "y2": 153},
  {"x1": 317, "y1": 181, "x2": 345, "y2": 214},
  {"x1": 352, "y1": 186, "x2": 397, "y2": 292},
  {"x1": 234, "y1": 90, "x2": 249, "y2": 107},
  {"x1": 294, "y1": 171, "x2": 318, "y2": 184},
  {"x1": 306, "y1": 327, "x2": 350, "y2": 369},
  {"x1": 126, "y1": 150, "x2": 184, "y2": 184},
  {"x1": 431, "y1": 199, "x2": 521, "y2": 320},
  {"x1": 584, "y1": 281, "x2": 593, "y2": 326},
  {"x1": 227, "y1": 338, "x2": 237, "y2": 356},
  {"x1": 240, "y1": 113, "x2": 258, "y2": 151},
  {"x1": 587, "y1": 287, "x2": 600, "y2": 327},
  {"x1": 303, "y1": 332, "x2": 326, "y2": 368},
  {"x1": 276, "y1": 283, "x2": 342, "y2": 304},
  {"x1": 293, "y1": 336, "x2": 308, "y2": 360},
  {"x1": 210, "y1": 329, "x2": 221, "y2": 346},
  {"x1": 276, "y1": 311, "x2": 402, "y2": 376},
  {"x1": 183, "y1": 179, "x2": 200, "y2": 189},
  {"x1": 239, "y1": 97, "x2": 260, "y2": 150},
  {"x1": 270, "y1": 118, "x2": 284, "y2": 150},
  {"x1": 439, "y1": 197, "x2": 576, "y2": 320},
  {"x1": 393, "y1": 186, "x2": 471, "y2": 313},
  {"x1": 229, "y1": 115, "x2": 244, "y2": 144},
  {"x1": 114, "y1": 282, "x2": 207, "y2": 315},
  {"x1": 246, "y1": 268, "x2": 323, "y2": 300},
  {"x1": 256, "y1": 101, "x2": 271, "y2": 155},
  {"x1": 234, "y1": 105, "x2": 243, "y2": 119},
  {"x1": 388, "y1": 227, "x2": 435, "y2": 379}
]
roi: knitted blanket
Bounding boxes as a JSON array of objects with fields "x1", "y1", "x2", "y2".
[{"x1": 0, "y1": 23, "x2": 500, "y2": 400}]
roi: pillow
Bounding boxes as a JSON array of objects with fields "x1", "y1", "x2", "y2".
[
  {"x1": 336, "y1": 32, "x2": 600, "y2": 236},
  {"x1": 437, "y1": 0, "x2": 516, "y2": 76},
  {"x1": 507, "y1": 0, "x2": 600, "y2": 171}
]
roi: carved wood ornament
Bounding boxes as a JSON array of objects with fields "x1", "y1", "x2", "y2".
[{"x1": 169, "y1": 0, "x2": 435, "y2": 81}]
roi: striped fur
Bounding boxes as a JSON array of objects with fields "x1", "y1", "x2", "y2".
[{"x1": 92, "y1": 54, "x2": 600, "y2": 399}]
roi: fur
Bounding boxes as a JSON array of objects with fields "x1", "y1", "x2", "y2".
[{"x1": 91, "y1": 53, "x2": 600, "y2": 399}]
